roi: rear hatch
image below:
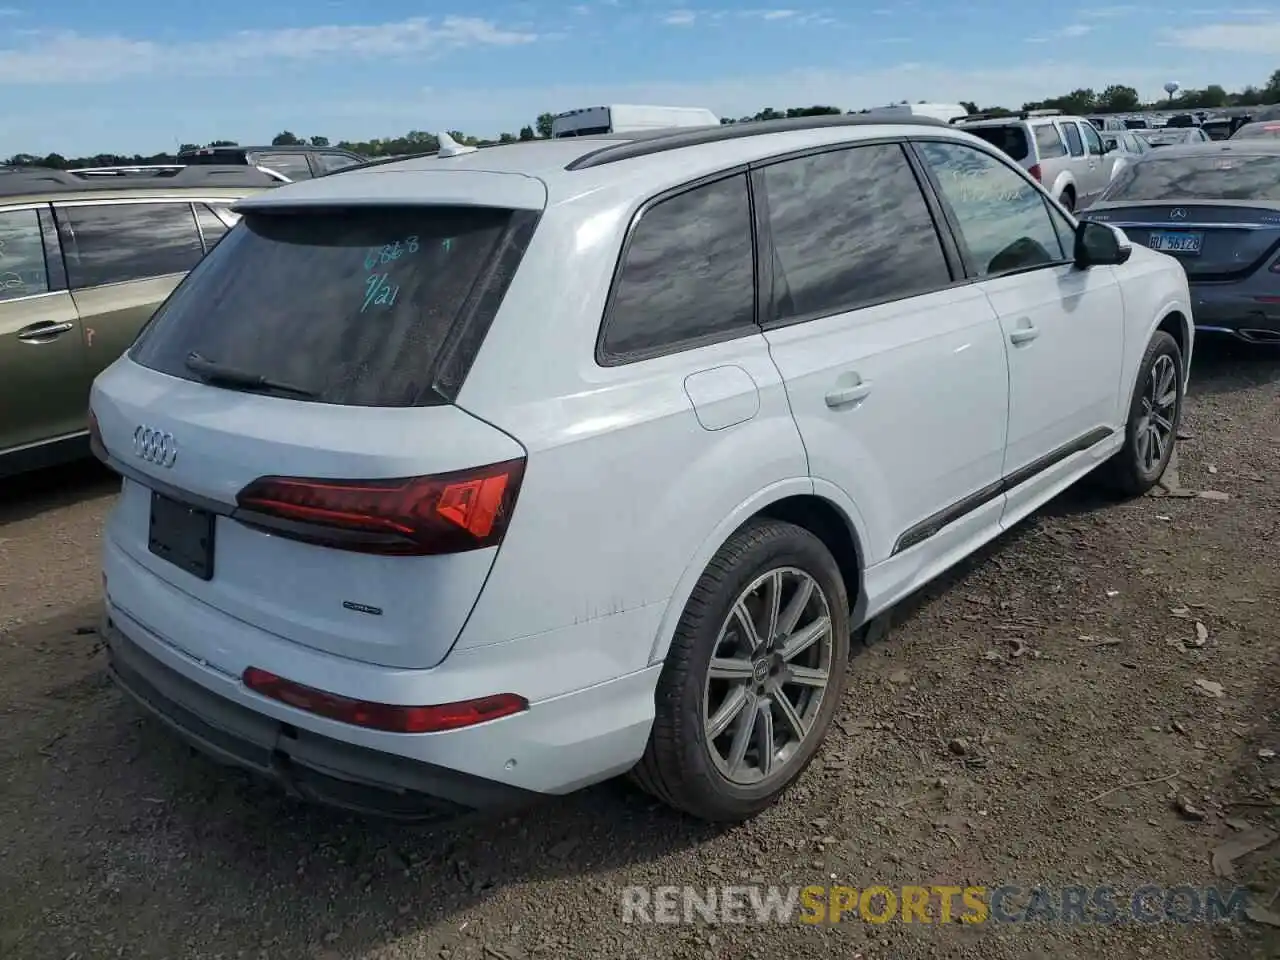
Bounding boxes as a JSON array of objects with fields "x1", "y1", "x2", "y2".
[
  {"x1": 1089, "y1": 151, "x2": 1280, "y2": 280},
  {"x1": 92, "y1": 199, "x2": 539, "y2": 670}
]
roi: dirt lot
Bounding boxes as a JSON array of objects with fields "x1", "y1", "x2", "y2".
[{"x1": 1, "y1": 340, "x2": 1277, "y2": 960}]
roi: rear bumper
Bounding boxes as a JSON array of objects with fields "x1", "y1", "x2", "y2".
[
  {"x1": 104, "y1": 615, "x2": 534, "y2": 821},
  {"x1": 1190, "y1": 285, "x2": 1280, "y2": 343}
]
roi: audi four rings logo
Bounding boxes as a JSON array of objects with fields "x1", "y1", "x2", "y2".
[
  {"x1": 133, "y1": 425, "x2": 178, "y2": 467},
  {"x1": 1170, "y1": 208, "x2": 1188, "y2": 219}
]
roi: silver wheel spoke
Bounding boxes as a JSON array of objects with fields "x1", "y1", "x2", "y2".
[
  {"x1": 708, "y1": 657, "x2": 755, "y2": 681},
  {"x1": 1136, "y1": 427, "x2": 1151, "y2": 469},
  {"x1": 772, "y1": 687, "x2": 807, "y2": 738},
  {"x1": 776, "y1": 577, "x2": 813, "y2": 636},
  {"x1": 1151, "y1": 411, "x2": 1173, "y2": 434},
  {"x1": 762, "y1": 570, "x2": 783, "y2": 644},
  {"x1": 725, "y1": 694, "x2": 757, "y2": 775},
  {"x1": 755, "y1": 700, "x2": 776, "y2": 777},
  {"x1": 786, "y1": 665, "x2": 830, "y2": 688},
  {"x1": 779, "y1": 615, "x2": 830, "y2": 662},
  {"x1": 1151, "y1": 425, "x2": 1167, "y2": 463},
  {"x1": 707, "y1": 685, "x2": 750, "y2": 740},
  {"x1": 733, "y1": 600, "x2": 763, "y2": 651},
  {"x1": 1156, "y1": 390, "x2": 1177, "y2": 411}
]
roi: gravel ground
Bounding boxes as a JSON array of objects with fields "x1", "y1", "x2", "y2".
[{"x1": 0, "y1": 340, "x2": 1277, "y2": 960}]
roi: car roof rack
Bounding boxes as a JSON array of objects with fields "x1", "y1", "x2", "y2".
[
  {"x1": 0, "y1": 164, "x2": 287, "y2": 197},
  {"x1": 952, "y1": 108, "x2": 1062, "y2": 124},
  {"x1": 565, "y1": 113, "x2": 949, "y2": 171}
]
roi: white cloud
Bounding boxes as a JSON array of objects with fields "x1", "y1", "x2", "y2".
[
  {"x1": 662, "y1": 9, "x2": 697, "y2": 25},
  {"x1": 0, "y1": 7, "x2": 21, "y2": 15},
  {"x1": 0, "y1": 17, "x2": 538, "y2": 83},
  {"x1": 1060, "y1": 23, "x2": 1093, "y2": 37},
  {"x1": 1081, "y1": 5, "x2": 1144, "y2": 16},
  {"x1": 753, "y1": 9, "x2": 799, "y2": 19},
  {"x1": 570, "y1": 4, "x2": 591, "y2": 13},
  {"x1": 1163, "y1": 21, "x2": 1280, "y2": 51}
]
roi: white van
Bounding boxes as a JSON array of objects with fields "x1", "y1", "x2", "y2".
[
  {"x1": 865, "y1": 103, "x2": 969, "y2": 124},
  {"x1": 551, "y1": 104, "x2": 720, "y2": 138}
]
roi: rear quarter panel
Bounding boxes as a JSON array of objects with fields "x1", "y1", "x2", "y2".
[{"x1": 455, "y1": 186, "x2": 811, "y2": 681}]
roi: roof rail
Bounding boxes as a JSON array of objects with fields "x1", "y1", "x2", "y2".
[
  {"x1": 69, "y1": 164, "x2": 189, "y2": 175},
  {"x1": 954, "y1": 108, "x2": 1063, "y2": 124},
  {"x1": 0, "y1": 163, "x2": 286, "y2": 198},
  {"x1": 565, "y1": 113, "x2": 950, "y2": 171}
]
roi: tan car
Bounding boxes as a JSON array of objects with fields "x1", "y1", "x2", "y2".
[{"x1": 0, "y1": 164, "x2": 281, "y2": 477}]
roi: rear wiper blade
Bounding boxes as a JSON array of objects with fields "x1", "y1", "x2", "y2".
[{"x1": 184, "y1": 352, "x2": 315, "y2": 398}]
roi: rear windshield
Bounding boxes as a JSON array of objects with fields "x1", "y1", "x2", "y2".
[
  {"x1": 1100, "y1": 154, "x2": 1280, "y2": 202},
  {"x1": 129, "y1": 206, "x2": 521, "y2": 406},
  {"x1": 1232, "y1": 123, "x2": 1280, "y2": 140},
  {"x1": 964, "y1": 125, "x2": 1030, "y2": 162}
]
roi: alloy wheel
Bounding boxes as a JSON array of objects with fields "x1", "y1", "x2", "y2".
[
  {"x1": 1136, "y1": 353, "x2": 1178, "y2": 475},
  {"x1": 702, "y1": 567, "x2": 834, "y2": 786}
]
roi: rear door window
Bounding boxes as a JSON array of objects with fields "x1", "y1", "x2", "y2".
[
  {"x1": 759, "y1": 143, "x2": 951, "y2": 320},
  {"x1": 1034, "y1": 124, "x2": 1067, "y2": 159},
  {"x1": 600, "y1": 174, "x2": 756, "y2": 362},
  {"x1": 254, "y1": 153, "x2": 313, "y2": 181},
  {"x1": 0, "y1": 208, "x2": 51, "y2": 302},
  {"x1": 56, "y1": 201, "x2": 205, "y2": 289},
  {"x1": 129, "y1": 206, "x2": 532, "y2": 406},
  {"x1": 965, "y1": 125, "x2": 1030, "y2": 162},
  {"x1": 315, "y1": 153, "x2": 362, "y2": 174},
  {"x1": 1061, "y1": 122, "x2": 1085, "y2": 157}
]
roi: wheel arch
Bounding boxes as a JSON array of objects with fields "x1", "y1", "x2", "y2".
[{"x1": 646, "y1": 481, "x2": 869, "y2": 666}]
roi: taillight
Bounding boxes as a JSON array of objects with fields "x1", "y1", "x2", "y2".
[
  {"x1": 242, "y1": 667, "x2": 527, "y2": 733},
  {"x1": 234, "y1": 458, "x2": 525, "y2": 556},
  {"x1": 1028, "y1": 163, "x2": 1042, "y2": 182}
]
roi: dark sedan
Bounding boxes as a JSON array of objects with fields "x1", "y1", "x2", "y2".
[
  {"x1": 1230, "y1": 121, "x2": 1280, "y2": 141},
  {"x1": 1082, "y1": 141, "x2": 1280, "y2": 345}
]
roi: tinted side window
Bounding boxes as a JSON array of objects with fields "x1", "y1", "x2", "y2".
[
  {"x1": 58, "y1": 202, "x2": 204, "y2": 289},
  {"x1": 0, "y1": 209, "x2": 50, "y2": 302},
  {"x1": 255, "y1": 153, "x2": 314, "y2": 181},
  {"x1": 1081, "y1": 122, "x2": 1105, "y2": 156},
  {"x1": 919, "y1": 141, "x2": 1066, "y2": 277},
  {"x1": 1034, "y1": 124, "x2": 1067, "y2": 159},
  {"x1": 195, "y1": 204, "x2": 229, "y2": 251},
  {"x1": 1061, "y1": 122, "x2": 1085, "y2": 157},
  {"x1": 315, "y1": 153, "x2": 362, "y2": 174},
  {"x1": 762, "y1": 143, "x2": 951, "y2": 321},
  {"x1": 601, "y1": 174, "x2": 755, "y2": 361}
]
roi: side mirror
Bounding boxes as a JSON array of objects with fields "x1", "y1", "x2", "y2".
[{"x1": 1075, "y1": 221, "x2": 1132, "y2": 268}]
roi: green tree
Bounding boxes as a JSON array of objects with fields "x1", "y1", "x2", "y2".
[
  {"x1": 309, "y1": 135, "x2": 330, "y2": 147},
  {"x1": 535, "y1": 112, "x2": 555, "y2": 138},
  {"x1": 960, "y1": 100, "x2": 979, "y2": 114},
  {"x1": 177, "y1": 143, "x2": 200, "y2": 154},
  {"x1": 518, "y1": 125, "x2": 535, "y2": 141},
  {"x1": 271, "y1": 131, "x2": 303, "y2": 146},
  {"x1": 498, "y1": 132, "x2": 517, "y2": 143},
  {"x1": 207, "y1": 140, "x2": 238, "y2": 147},
  {"x1": 1098, "y1": 84, "x2": 1140, "y2": 112}
]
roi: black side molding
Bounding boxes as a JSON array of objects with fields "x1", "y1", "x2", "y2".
[{"x1": 891, "y1": 426, "x2": 1114, "y2": 556}]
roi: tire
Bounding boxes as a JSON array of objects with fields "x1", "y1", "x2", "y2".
[
  {"x1": 630, "y1": 518, "x2": 850, "y2": 822},
  {"x1": 1059, "y1": 187, "x2": 1076, "y2": 213},
  {"x1": 1098, "y1": 330, "x2": 1184, "y2": 496}
]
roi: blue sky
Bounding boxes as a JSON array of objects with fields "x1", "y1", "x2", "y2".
[{"x1": 2, "y1": 1, "x2": 1278, "y2": 156}]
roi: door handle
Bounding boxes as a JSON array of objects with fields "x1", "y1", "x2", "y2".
[
  {"x1": 1008, "y1": 325, "x2": 1040, "y2": 345},
  {"x1": 17, "y1": 320, "x2": 74, "y2": 343},
  {"x1": 825, "y1": 381, "x2": 873, "y2": 408}
]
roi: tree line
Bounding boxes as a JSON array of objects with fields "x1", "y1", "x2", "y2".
[{"x1": 7, "y1": 69, "x2": 1280, "y2": 171}]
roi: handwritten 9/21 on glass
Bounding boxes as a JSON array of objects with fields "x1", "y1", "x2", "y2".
[{"x1": 360, "y1": 236, "x2": 454, "y2": 313}]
